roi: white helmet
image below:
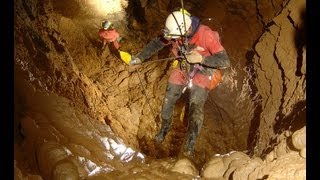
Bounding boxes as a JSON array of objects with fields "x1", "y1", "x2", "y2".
[
  {"x1": 164, "y1": 11, "x2": 192, "y2": 39},
  {"x1": 102, "y1": 20, "x2": 112, "y2": 30}
]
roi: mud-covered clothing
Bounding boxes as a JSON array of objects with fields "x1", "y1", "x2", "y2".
[
  {"x1": 137, "y1": 24, "x2": 230, "y2": 90},
  {"x1": 160, "y1": 83, "x2": 209, "y2": 152},
  {"x1": 139, "y1": 17, "x2": 230, "y2": 154},
  {"x1": 98, "y1": 28, "x2": 120, "y2": 49}
]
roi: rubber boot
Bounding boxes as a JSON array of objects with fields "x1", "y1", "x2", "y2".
[
  {"x1": 183, "y1": 124, "x2": 197, "y2": 157},
  {"x1": 155, "y1": 83, "x2": 183, "y2": 143},
  {"x1": 183, "y1": 102, "x2": 204, "y2": 157},
  {"x1": 154, "y1": 118, "x2": 171, "y2": 143}
]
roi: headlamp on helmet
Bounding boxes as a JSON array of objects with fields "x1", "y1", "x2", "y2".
[{"x1": 102, "y1": 20, "x2": 112, "y2": 30}]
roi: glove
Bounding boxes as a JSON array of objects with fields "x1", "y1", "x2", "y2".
[
  {"x1": 130, "y1": 56, "x2": 142, "y2": 65},
  {"x1": 186, "y1": 50, "x2": 203, "y2": 64}
]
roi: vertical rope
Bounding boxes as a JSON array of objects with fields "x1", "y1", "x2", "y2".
[{"x1": 135, "y1": 69, "x2": 157, "y2": 118}]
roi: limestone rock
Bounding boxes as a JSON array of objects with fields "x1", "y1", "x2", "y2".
[
  {"x1": 292, "y1": 126, "x2": 306, "y2": 150},
  {"x1": 171, "y1": 158, "x2": 198, "y2": 176},
  {"x1": 201, "y1": 156, "x2": 225, "y2": 179}
]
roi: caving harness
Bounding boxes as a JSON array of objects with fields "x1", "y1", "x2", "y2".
[{"x1": 131, "y1": 1, "x2": 224, "y2": 119}]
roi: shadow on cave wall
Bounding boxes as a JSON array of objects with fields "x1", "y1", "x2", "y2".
[
  {"x1": 125, "y1": 0, "x2": 147, "y2": 28},
  {"x1": 294, "y1": 8, "x2": 305, "y2": 77},
  {"x1": 244, "y1": 48, "x2": 263, "y2": 156},
  {"x1": 260, "y1": 100, "x2": 306, "y2": 158},
  {"x1": 273, "y1": 100, "x2": 306, "y2": 134}
]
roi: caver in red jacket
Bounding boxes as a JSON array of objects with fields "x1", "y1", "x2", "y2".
[
  {"x1": 98, "y1": 28, "x2": 120, "y2": 50},
  {"x1": 169, "y1": 24, "x2": 227, "y2": 90},
  {"x1": 135, "y1": 14, "x2": 230, "y2": 156}
]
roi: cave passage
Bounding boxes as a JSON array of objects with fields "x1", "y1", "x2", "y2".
[{"x1": 14, "y1": 0, "x2": 306, "y2": 179}]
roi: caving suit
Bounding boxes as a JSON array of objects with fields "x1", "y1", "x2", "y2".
[
  {"x1": 136, "y1": 16, "x2": 230, "y2": 154},
  {"x1": 98, "y1": 28, "x2": 120, "y2": 49}
]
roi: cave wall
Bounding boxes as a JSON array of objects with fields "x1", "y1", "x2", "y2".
[
  {"x1": 251, "y1": 0, "x2": 306, "y2": 156},
  {"x1": 14, "y1": 0, "x2": 171, "y2": 152},
  {"x1": 14, "y1": 0, "x2": 114, "y2": 137}
]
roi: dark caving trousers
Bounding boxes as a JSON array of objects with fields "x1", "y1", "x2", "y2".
[
  {"x1": 160, "y1": 83, "x2": 209, "y2": 152},
  {"x1": 184, "y1": 85, "x2": 208, "y2": 152},
  {"x1": 159, "y1": 83, "x2": 184, "y2": 138}
]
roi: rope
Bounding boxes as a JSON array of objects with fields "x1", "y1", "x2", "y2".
[
  {"x1": 143, "y1": 56, "x2": 181, "y2": 63},
  {"x1": 129, "y1": 0, "x2": 226, "y2": 121},
  {"x1": 133, "y1": 56, "x2": 184, "y2": 67},
  {"x1": 134, "y1": 69, "x2": 157, "y2": 119}
]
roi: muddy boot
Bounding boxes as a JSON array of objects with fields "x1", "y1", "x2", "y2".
[
  {"x1": 183, "y1": 100, "x2": 205, "y2": 157},
  {"x1": 183, "y1": 132, "x2": 196, "y2": 157},
  {"x1": 155, "y1": 83, "x2": 183, "y2": 143},
  {"x1": 154, "y1": 118, "x2": 171, "y2": 143}
]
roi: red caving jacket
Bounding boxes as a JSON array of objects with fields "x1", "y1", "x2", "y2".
[
  {"x1": 98, "y1": 29, "x2": 120, "y2": 49},
  {"x1": 136, "y1": 20, "x2": 230, "y2": 90}
]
